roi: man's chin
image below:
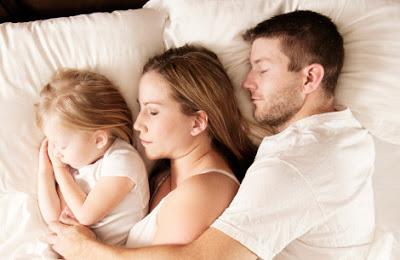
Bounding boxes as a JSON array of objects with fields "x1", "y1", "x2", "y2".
[
  {"x1": 254, "y1": 110, "x2": 267, "y2": 123},
  {"x1": 254, "y1": 112, "x2": 278, "y2": 127}
]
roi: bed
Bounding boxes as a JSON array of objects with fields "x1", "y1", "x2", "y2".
[{"x1": 1, "y1": 0, "x2": 399, "y2": 259}]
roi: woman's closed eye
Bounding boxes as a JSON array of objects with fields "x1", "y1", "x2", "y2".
[{"x1": 149, "y1": 110, "x2": 158, "y2": 116}]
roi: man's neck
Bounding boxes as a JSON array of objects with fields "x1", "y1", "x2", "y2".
[{"x1": 275, "y1": 96, "x2": 336, "y2": 133}]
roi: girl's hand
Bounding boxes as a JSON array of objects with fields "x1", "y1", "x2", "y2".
[
  {"x1": 61, "y1": 206, "x2": 77, "y2": 222},
  {"x1": 47, "y1": 140, "x2": 67, "y2": 169},
  {"x1": 38, "y1": 139, "x2": 53, "y2": 175}
]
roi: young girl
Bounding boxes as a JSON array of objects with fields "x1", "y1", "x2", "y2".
[{"x1": 35, "y1": 69, "x2": 149, "y2": 246}]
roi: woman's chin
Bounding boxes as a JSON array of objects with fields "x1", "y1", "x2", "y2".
[{"x1": 144, "y1": 151, "x2": 159, "y2": 160}]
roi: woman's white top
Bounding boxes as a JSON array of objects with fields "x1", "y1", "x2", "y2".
[
  {"x1": 125, "y1": 168, "x2": 239, "y2": 248},
  {"x1": 74, "y1": 138, "x2": 149, "y2": 246}
]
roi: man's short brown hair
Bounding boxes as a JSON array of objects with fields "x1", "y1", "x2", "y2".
[{"x1": 244, "y1": 10, "x2": 344, "y2": 96}]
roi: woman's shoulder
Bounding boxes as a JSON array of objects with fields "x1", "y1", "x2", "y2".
[
  {"x1": 165, "y1": 170, "x2": 239, "y2": 211},
  {"x1": 154, "y1": 171, "x2": 239, "y2": 244},
  {"x1": 183, "y1": 170, "x2": 238, "y2": 191}
]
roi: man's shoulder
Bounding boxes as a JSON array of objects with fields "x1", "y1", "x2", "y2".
[{"x1": 242, "y1": 157, "x2": 305, "y2": 189}]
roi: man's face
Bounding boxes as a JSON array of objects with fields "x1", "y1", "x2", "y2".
[{"x1": 242, "y1": 37, "x2": 305, "y2": 128}]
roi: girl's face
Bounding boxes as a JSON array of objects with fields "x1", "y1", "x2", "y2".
[
  {"x1": 134, "y1": 71, "x2": 196, "y2": 160},
  {"x1": 43, "y1": 116, "x2": 101, "y2": 169}
]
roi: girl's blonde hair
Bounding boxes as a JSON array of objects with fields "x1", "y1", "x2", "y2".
[
  {"x1": 144, "y1": 44, "x2": 257, "y2": 181},
  {"x1": 35, "y1": 69, "x2": 133, "y2": 144}
]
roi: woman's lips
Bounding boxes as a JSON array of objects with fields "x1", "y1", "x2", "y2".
[{"x1": 140, "y1": 138, "x2": 152, "y2": 145}]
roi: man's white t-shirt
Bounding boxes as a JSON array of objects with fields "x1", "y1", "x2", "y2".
[
  {"x1": 212, "y1": 107, "x2": 375, "y2": 259},
  {"x1": 74, "y1": 138, "x2": 149, "y2": 246}
]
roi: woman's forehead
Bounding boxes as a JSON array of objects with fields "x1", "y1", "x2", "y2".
[{"x1": 138, "y1": 71, "x2": 174, "y2": 104}]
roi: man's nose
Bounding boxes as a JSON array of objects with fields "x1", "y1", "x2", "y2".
[{"x1": 242, "y1": 70, "x2": 256, "y2": 90}]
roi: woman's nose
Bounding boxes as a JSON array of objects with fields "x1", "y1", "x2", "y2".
[{"x1": 133, "y1": 112, "x2": 147, "y2": 133}]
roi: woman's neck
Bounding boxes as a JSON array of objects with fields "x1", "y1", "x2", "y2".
[{"x1": 169, "y1": 140, "x2": 226, "y2": 190}]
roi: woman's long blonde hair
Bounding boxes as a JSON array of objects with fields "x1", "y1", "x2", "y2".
[
  {"x1": 144, "y1": 44, "x2": 257, "y2": 181},
  {"x1": 35, "y1": 69, "x2": 134, "y2": 144}
]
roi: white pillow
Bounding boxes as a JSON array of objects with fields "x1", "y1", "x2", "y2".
[
  {"x1": 145, "y1": 0, "x2": 400, "y2": 145},
  {"x1": 0, "y1": 9, "x2": 165, "y2": 259}
]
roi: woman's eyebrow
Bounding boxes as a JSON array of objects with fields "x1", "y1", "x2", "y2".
[{"x1": 136, "y1": 99, "x2": 163, "y2": 106}]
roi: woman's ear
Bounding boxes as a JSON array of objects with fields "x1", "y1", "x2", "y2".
[
  {"x1": 94, "y1": 130, "x2": 109, "y2": 149},
  {"x1": 302, "y1": 63, "x2": 324, "y2": 94},
  {"x1": 190, "y1": 110, "x2": 208, "y2": 136}
]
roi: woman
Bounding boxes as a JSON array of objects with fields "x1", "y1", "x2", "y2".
[{"x1": 48, "y1": 44, "x2": 257, "y2": 257}]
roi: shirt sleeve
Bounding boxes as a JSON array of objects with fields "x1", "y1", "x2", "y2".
[
  {"x1": 100, "y1": 144, "x2": 147, "y2": 186},
  {"x1": 211, "y1": 158, "x2": 324, "y2": 259}
]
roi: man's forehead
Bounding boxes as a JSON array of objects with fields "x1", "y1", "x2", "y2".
[{"x1": 250, "y1": 38, "x2": 285, "y2": 63}]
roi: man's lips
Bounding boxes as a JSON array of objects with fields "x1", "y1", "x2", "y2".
[{"x1": 251, "y1": 96, "x2": 262, "y2": 102}]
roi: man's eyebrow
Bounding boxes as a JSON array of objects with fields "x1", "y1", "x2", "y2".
[{"x1": 253, "y1": 57, "x2": 272, "y2": 64}]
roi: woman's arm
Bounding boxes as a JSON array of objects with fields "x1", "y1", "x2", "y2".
[
  {"x1": 37, "y1": 139, "x2": 61, "y2": 224},
  {"x1": 48, "y1": 221, "x2": 257, "y2": 260},
  {"x1": 153, "y1": 173, "x2": 238, "y2": 245}
]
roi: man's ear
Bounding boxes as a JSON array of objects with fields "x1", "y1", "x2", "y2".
[
  {"x1": 190, "y1": 110, "x2": 208, "y2": 136},
  {"x1": 94, "y1": 130, "x2": 109, "y2": 149},
  {"x1": 302, "y1": 63, "x2": 324, "y2": 94}
]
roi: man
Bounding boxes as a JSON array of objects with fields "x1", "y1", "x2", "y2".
[{"x1": 48, "y1": 10, "x2": 375, "y2": 259}]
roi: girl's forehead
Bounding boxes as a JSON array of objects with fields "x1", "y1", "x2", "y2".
[{"x1": 43, "y1": 115, "x2": 73, "y2": 135}]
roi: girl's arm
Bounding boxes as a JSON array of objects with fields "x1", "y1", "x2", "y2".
[
  {"x1": 54, "y1": 168, "x2": 134, "y2": 226},
  {"x1": 37, "y1": 139, "x2": 61, "y2": 224},
  {"x1": 47, "y1": 141, "x2": 135, "y2": 226}
]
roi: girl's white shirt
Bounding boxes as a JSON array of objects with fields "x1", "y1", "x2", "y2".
[{"x1": 75, "y1": 138, "x2": 149, "y2": 245}]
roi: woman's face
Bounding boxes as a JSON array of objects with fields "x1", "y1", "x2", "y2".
[{"x1": 134, "y1": 71, "x2": 196, "y2": 160}]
